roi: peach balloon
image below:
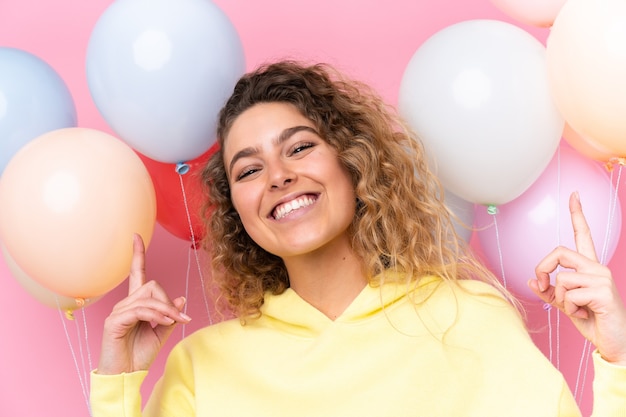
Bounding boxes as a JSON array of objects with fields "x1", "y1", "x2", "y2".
[
  {"x1": 547, "y1": 0, "x2": 626, "y2": 156},
  {"x1": 1, "y1": 243, "x2": 100, "y2": 314},
  {"x1": 562, "y1": 123, "x2": 616, "y2": 163},
  {"x1": 490, "y1": 0, "x2": 567, "y2": 27},
  {"x1": 0, "y1": 127, "x2": 156, "y2": 299}
]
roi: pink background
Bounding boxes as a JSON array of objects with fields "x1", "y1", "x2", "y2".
[{"x1": 1, "y1": 1, "x2": 625, "y2": 416}]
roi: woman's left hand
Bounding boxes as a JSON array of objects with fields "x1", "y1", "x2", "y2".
[{"x1": 529, "y1": 192, "x2": 626, "y2": 366}]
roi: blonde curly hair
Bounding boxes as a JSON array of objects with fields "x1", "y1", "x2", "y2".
[{"x1": 201, "y1": 60, "x2": 510, "y2": 319}]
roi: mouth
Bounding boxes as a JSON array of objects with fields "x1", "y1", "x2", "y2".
[{"x1": 271, "y1": 194, "x2": 319, "y2": 220}]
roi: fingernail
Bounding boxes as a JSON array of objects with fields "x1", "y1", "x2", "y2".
[
  {"x1": 180, "y1": 312, "x2": 192, "y2": 322},
  {"x1": 574, "y1": 191, "x2": 580, "y2": 202}
]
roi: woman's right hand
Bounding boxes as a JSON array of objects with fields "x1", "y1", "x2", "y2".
[{"x1": 96, "y1": 234, "x2": 192, "y2": 375}]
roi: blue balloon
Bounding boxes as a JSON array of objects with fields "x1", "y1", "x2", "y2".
[
  {"x1": 86, "y1": 0, "x2": 245, "y2": 163},
  {"x1": 0, "y1": 48, "x2": 77, "y2": 175}
]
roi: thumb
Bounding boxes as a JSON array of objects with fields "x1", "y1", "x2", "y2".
[
  {"x1": 172, "y1": 296, "x2": 187, "y2": 313},
  {"x1": 528, "y1": 278, "x2": 553, "y2": 302},
  {"x1": 152, "y1": 296, "x2": 188, "y2": 343}
]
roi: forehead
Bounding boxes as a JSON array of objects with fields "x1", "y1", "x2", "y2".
[{"x1": 223, "y1": 102, "x2": 314, "y2": 156}]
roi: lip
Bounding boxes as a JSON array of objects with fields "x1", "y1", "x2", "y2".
[{"x1": 268, "y1": 192, "x2": 320, "y2": 220}]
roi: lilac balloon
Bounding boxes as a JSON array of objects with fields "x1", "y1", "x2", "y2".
[
  {"x1": 475, "y1": 144, "x2": 621, "y2": 300},
  {"x1": 444, "y1": 189, "x2": 475, "y2": 243}
]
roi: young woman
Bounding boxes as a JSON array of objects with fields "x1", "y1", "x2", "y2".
[{"x1": 91, "y1": 61, "x2": 626, "y2": 416}]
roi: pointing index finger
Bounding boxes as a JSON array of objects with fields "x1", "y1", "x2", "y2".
[
  {"x1": 570, "y1": 192, "x2": 598, "y2": 263},
  {"x1": 128, "y1": 233, "x2": 147, "y2": 295}
]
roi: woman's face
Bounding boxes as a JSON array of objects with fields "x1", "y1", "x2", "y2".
[{"x1": 223, "y1": 102, "x2": 356, "y2": 259}]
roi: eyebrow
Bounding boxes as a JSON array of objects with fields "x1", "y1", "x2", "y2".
[{"x1": 227, "y1": 125, "x2": 319, "y2": 178}]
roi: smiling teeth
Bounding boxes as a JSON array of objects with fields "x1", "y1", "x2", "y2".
[{"x1": 273, "y1": 196, "x2": 315, "y2": 220}]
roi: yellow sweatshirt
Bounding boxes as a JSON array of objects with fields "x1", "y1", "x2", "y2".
[{"x1": 91, "y1": 277, "x2": 626, "y2": 416}]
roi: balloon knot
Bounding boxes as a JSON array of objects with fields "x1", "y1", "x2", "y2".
[
  {"x1": 606, "y1": 157, "x2": 626, "y2": 171},
  {"x1": 542, "y1": 303, "x2": 552, "y2": 311},
  {"x1": 74, "y1": 298, "x2": 85, "y2": 308},
  {"x1": 486, "y1": 205, "x2": 498, "y2": 215},
  {"x1": 175, "y1": 162, "x2": 190, "y2": 175},
  {"x1": 64, "y1": 310, "x2": 76, "y2": 320}
]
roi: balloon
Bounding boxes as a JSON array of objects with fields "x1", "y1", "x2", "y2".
[
  {"x1": 0, "y1": 47, "x2": 76, "y2": 175},
  {"x1": 444, "y1": 189, "x2": 475, "y2": 243},
  {"x1": 547, "y1": 0, "x2": 626, "y2": 156},
  {"x1": 475, "y1": 145, "x2": 621, "y2": 300},
  {"x1": 139, "y1": 144, "x2": 217, "y2": 243},
  {"x1": 1, "y1": 244, "x2": 101, "y2": 313},
  {"x1": 399, "y1": 20, "x2": 563, "y2": 206},
  {"x1": 489, "y1": 0, "x2": 567, "y2": 27},
  {"x1": 0, "y1": 128, "x2": 156, "y2": 299},
  {"x1": 562, "y1": 124, "x2": 615, "y2": 164},
  {"x1": 86, "y1": 0, "x2": 245, "y2": 163}
]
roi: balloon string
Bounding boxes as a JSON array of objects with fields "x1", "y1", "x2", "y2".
[
  {"x1": 574, "y1": 339, "x2": 591, "y2": 403},
  {"x1": 73, "y1": 314, "x2": 88, "y2": 397},
  {"x1": 579, "y1": 340, "x2": 591, "y2": 406},
  {"x1": 600, "y1": 164, "x2": 622, "y2": 265},
  {"x1": 556, "y1": 309, "x2": 561, "y2": 370},
  {"x1": 80, "y1": 306, "x2": 94, "y2": 375},
  {"x1": 487, "y1": 205, "x2": 506, "y2": 289},
  {"x1": 544, "y1": 303, "x2": 553, "y2": 364},
  {"x1": 544, "y1": 303, "x2": 561, "y2": 369},
  {"x1": 574, "y1": 163, "x2": 623, "y2": 405},
  {"x1": 556, "y1": 145, "x2": 561, "y2": 250},
  {"x1": 554, "y1": 147, "x2": 562, "y2": 369},
  {"x1": 182, "y1": 246, "x2": 192, "y2": 339},
  {"x1": 55, "y1": 298, "x2": 92, "y2": 416},
  {"x1": 600, "y1": 166, "x2": 615, "y2": 265},
  {"x1": 178, "y1": 172, "x2": 213, "y2": 325}
]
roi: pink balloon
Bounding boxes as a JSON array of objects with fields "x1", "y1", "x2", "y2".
[{"x1": 475, "y1": 144, "x2": 621, "y2": 300}]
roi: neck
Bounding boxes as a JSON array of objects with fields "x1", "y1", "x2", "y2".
[{"x1": 282, "y1": 238, "x2": 367, "y2": 320}]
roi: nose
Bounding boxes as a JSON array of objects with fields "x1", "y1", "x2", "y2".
[{"x1": 268, "y1": 161, "x2": 295, "y2": 190}]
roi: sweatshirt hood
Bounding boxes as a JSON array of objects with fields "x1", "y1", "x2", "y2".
[{"x1": 257, "y1": 274, "x2": 442, "y2": 338}]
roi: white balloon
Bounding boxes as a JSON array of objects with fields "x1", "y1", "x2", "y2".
[
  {"x1": 86, "y1": 0, "x2": 245, "y2": 163},
  {"x1": 399, "y1": 20, "x2": 563, "y2": 206}
]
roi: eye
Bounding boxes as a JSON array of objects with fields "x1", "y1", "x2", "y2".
[
  {"x1": 235, "y1": 166, "x2": 260, "y2": 181},
  {"x1": 289, "y1": 141, "x2": 315, "y2": 156}
]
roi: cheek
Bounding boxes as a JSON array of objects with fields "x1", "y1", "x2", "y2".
[
  {"x1": 335, "y1": 165, "x2": 356, "y2": 200},
  {"x1": 341, "y1": 179, "x2": 358, "y2": 220},
  {"x1": 230, "y1": 194, "x2": 248, "y2": 220},
  {"x1": 230, "y1": 186, "x2": 261, "y2": 226}
]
